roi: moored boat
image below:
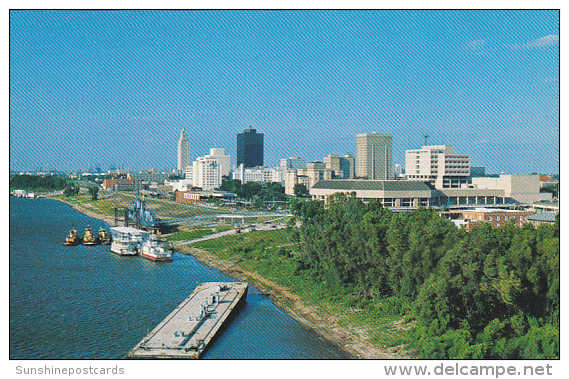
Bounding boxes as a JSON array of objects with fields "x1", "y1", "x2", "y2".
[
  {"x1": 140, "y1": 233, "x2": 173, "y2": 262},
  {"x1": 110, "y1": 227, "x2": 146, "y2": 256},
  {"x1": 98, "y1": 228, "x2": 112, "y2": 245},
  {"x1": 63, "y1": 227, "x2": 80, "y2": 246},
  {"x1": 82, "y1": 226, "x2": 100, "y2": 246}
]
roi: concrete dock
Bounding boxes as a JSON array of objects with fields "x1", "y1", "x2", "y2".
[{"x1": 127, "y1": 282, "x2": 248, "y2": 359}]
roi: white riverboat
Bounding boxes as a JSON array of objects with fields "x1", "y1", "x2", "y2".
[
  {"x1": 11, "y1": 190, "x2": 36, "y2": 198},
  {"x1": 140, "y1": 233, "x2": 173, "y2": 262},
  {"x1": 110, "y1": 227, "x2": 148, "y2": 256}
]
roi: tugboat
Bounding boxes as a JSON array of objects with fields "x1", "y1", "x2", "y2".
[
  {"x1": 82, "y1": 226, "x2": 100, "y2": 246},
  {"x1": 140, "y1": 233, "x2": 173, "y2": 262},
  {"x1": 63, "y1": 227, "x2": 80, "y2": 246},
  {"x1": 98, "y1": 228, "x2": 112, "y2": 245}
]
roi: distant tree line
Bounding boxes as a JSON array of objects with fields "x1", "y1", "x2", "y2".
[
  {"x1": 288, "y1": 193, "x2": 559, "y2": 359},
  {"x1": 10, "y1": 175, "x2": 68, "y2": 191},
  {"x1": 218, "y1": 179, "x2": 288, "y2": 203}
]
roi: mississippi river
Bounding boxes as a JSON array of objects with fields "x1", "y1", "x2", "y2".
[{"x1": 9, "y1": 197, "x2": 347, "y2": 359}]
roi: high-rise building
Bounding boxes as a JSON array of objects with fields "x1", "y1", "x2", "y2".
[
  {"x1": 280, "y1": 156, "x2": 307, "y2": 171},
  {"x1": 356, "y1": 133, "x2": 393, "y2": 180},
  {"x1": 405, "y1": 145, "x2": 470, "y2": 189},
  {"x1": 341, "y1": 154, "x2": 355, "y2": 179},
  {"x1": 177, "y1": 127, "x2": 190, "y2": 172},
  {"x1": 208, "y1": 148, "x2": 231, "y2": 177},
  {"x1": 283, "y1": 161, "x2": 331, "y2": 195},
  {"x1": 323, "y1": 154, "x2": 355, "y2": 179},
  {"x1": 192, "y1": 156, "x2": 222, "y2": 191},
  {"x1": 237, "y1": 126, "x2": 264, "y2": 168},
  {"x1": 323, "y1": 154, "x2": 341, "y2": 173}
]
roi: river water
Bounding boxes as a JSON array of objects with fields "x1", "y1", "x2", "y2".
[{"x1": 9, "y1": 197, "x2": 347, "y2": 359}]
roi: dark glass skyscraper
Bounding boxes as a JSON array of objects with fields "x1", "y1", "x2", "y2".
[{"x1": 237, "y1": 126, "x2": 264, "y2": 168}]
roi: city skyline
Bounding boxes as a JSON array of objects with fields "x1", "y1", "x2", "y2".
[{"x1": 10, "y1": 11, "x2": 559, "y2": 173}]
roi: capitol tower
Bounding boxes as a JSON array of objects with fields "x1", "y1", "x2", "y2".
[{"x1": 177, "y1": 127, "x2": 190, "y2": 172}]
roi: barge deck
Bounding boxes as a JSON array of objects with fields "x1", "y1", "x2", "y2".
[{"x1": 127, "y1": 282, "x2": 248, "y2": 359}]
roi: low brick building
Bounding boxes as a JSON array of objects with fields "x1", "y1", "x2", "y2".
[
  {"x1": 176, "y1": 191, "x2": 204, "y2": 204},
  {"x1": 461, "y1": 208, "x2": 533, "y2": 231},
  {"x1": 102, "y1": 177, "x2": 135, "y2": 191}
]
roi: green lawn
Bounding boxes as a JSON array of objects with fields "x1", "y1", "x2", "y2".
[
  {"x1": 49, "y1": 192, "x2": 223, "y2": 220},
  {"x1": 50, "y1": 193, "x2": 128, "y2": 217},
  {"x1": 193, "y1": 228, "x2": 289, "y2": 258},
  {"x1": 167, "y1": 229, "x2": 214, "y2": 242}
]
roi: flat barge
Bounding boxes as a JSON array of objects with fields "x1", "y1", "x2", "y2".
[{"x1": 127, "y1": 282, "x2": 248, "y2": 359}]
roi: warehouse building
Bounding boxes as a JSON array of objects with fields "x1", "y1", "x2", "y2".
[{"x1": 309, "y1": 176, "x2": 550, "y2": 211}]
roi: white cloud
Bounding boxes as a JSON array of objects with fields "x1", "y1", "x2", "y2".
[{"x1": 511, "y1": 34, "x2": 559, "y2": 50}]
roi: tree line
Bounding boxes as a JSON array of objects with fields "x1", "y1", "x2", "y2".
[
  {"x1": 10, "y1": 174, "x2": 69, "y2": 191},
  {"x1": 288, "y1": 193, "x2": 559, "y2": 359},
  {"x1": 218, "y1": 179, "x2": 288, "y2": 203}
]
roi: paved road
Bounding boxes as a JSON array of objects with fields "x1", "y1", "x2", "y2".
[
  {"x1": 177, "y1": 228, "x2": 240, "y2": 246},
  {"x1": 176, "y1": 223, "x2": 287, "y2": 246}
]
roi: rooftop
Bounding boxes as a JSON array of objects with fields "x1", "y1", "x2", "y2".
[
  {"x1": 110, "y1": 226, "x2": 145, "y2": 234},
  {"x1": 526, "y1": 212, "x2": 557, "y2": 223},
  {"x1": 311, "y1": 180, "x2": 435, "y2": 192},
  {"x1": 439, "y1": 188, "x2": 505, "y2": 197},
  {"x1": 463, "y1": 208, "x2": 527, "y2": 213}
]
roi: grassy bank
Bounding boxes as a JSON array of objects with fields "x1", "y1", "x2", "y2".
[
  {"x1": 48, "y1": 192, "x2": 223, "y2": 222},
  {"x1": 184, "y1": 228, "x2": 415, "y2": 359}
]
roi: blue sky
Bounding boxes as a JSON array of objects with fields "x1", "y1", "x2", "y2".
[{"x1": 10, "y1": 10, "x2": 559, "y2": 173}]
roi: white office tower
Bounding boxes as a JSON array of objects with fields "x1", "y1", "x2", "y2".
[
  {"x1": 405, "y1": 145, "x2": 470, "y2": 189},
  {"x1": 207, "y1": 148, "x2": 231, "y2": 177},
  {"x1": 234, "y1": 164, "x2": 283, "y2": 184},
  {"x1": 356, "y1": 133, "x2": 393, "y2": 180},
  {"x1": 192, "y1": 156, "x2": 222, "y2": 191},
  {"x1": 177, "y1": 127, "x2": 190, "y2": 172}
]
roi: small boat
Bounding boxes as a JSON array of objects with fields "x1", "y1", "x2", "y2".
[
  {"x1": 98, "y1": 228, "x2": 112, "y2": 245},
  {"x1": 63, "y1": 228, "x2": 80, "y2": 246},
  {"x1": 82, "y1": 226, "x2": 100, "y2": 246},
  {"x1": 140, "y1": 233, "x2": 173, "y2": 262}
]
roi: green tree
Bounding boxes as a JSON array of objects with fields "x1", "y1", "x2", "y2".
[
  {"x1": 293, "y1": 184, "x2": 310, "y2": 197},
  {"x1": 63, "y1": 185, "x2": 80, "y2": 197},
  {"x1": 88, "y1": 186, "x2": 99, "y2": 201},
  {"x1": 218, "y1": 179, "x2": 242, "y2": 194}
]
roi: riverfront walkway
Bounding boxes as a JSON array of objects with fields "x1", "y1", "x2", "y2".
[{"x1": 176, "y1": 223, "x2": 286, "y2": 246}]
